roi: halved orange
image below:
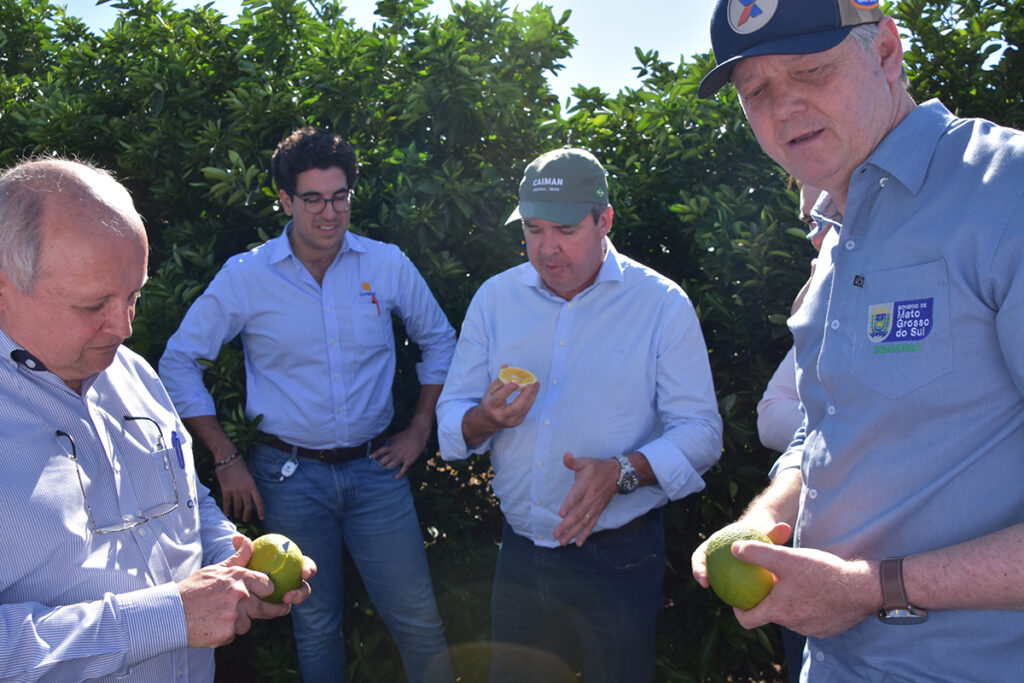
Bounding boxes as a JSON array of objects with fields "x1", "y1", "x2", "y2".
[{"x1": 498, "y1": 366, "x2": 537, "y2": 386}]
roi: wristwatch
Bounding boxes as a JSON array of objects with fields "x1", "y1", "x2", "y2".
[
  {"x1": 615, "y1": 455, "x2": 639, "y2": 494},
  {"x1": 878, "y1": 557, "x2": 928, "y2": 625}
]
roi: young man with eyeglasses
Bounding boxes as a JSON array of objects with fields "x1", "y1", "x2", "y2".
[
  {"x1": 160, "y1": 126, "x2": 456, "y2": 682},
  {"x1": 0, "y1": 157, "x2": 313, "y2": 681}
]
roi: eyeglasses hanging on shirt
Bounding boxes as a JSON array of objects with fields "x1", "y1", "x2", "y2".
[{"x1": 55, "y1": 415, "x2": 181, "y2": 535}]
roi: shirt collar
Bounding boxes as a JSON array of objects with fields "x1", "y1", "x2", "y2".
[
  {"x1": 268, "y1": 221, "x2": 367, "y2": 266},
  {"x1": 0, "y1": 327, "x2": 47, "y2": 372},
  {"x1": 518, "y1": 237, "x2": 625, "y2": 298},
  {"x1": 865, "y1": 99, "x2": 954, "y2": 196}
]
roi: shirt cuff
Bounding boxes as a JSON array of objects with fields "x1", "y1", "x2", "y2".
[
  {"x1": 638, "y1": 436, "x2": 705, "y2": 501},
  {"x1": 769, "y1": 448, "x2": 803, "y2": 479},
  {"x1": 437, "y1": 402, "x2": 490, "y2": 460},
  {"x1": 116, "y1": 583, "x2": 189, "y2": 665}
]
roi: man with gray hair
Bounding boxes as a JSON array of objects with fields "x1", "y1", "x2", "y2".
[
  {"x1": 691, "y1": 1, "x2": 1024, "y2": 680},
  {"x1": 0, "y1": 158, "x2": 312, "y2": 681}
]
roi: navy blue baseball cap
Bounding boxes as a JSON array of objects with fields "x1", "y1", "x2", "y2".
[{"x1": 698, "y1": 0, "x2": 885, "y2": 98}]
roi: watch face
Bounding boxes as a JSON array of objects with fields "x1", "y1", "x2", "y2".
[
  {"x1": 619, "y1": 469, "x2": 639, "y2": 493},
  {"x1": 878, "y1": 607, "x2": 928, "y2": 625}
]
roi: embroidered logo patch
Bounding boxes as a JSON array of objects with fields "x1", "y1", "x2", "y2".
[
  {"x1": 851, "y1": 0, "x2": 880, "y2": 9},
  {"x1": 729, "y1": 0, "x2": 778, "y2": 34},
  {"x1": 867, "y1": 298, "x2": 933, "y2": 345}
]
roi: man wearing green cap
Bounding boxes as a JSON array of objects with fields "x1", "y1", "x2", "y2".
[
  {"x1": 437, "y1": 148, "x2": 723, "y2": 681},
  {"x1": 691, "y1": 1, "x2": 1024, "y2": 680}
]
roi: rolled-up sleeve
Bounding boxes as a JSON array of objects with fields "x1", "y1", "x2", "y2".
[{"x1": 641, "y1": 296, "x2": 723, "y2": 500}]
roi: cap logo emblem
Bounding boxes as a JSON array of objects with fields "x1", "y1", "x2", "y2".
[
  {"x1": 728, "y1": 0, "x2": 778, "y2": 34},
  {"x1": 533, "y1": 177, "x2": 564, "y2": 187},
  {"x1": 851, "y1": 0, "x2": 879, "y2": 8}
]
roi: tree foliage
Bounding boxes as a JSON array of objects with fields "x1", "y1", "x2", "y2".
[{"x1": 1, "y1": 0, "x2": 1021, "y2": 680}]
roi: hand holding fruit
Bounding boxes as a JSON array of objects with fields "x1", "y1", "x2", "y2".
[
  {"x1": 179, "y1": 534, "x2": 316, "y2": 648},
  {"x1": 477, "y1": 365, "x2": 540, "y2": 430},
  {"x1": 694, "y1": 522, "x2": 883, "y2": 638}
]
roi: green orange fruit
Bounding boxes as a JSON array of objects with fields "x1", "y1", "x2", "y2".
[
  {"x1": 705, "y1": 524, "x2": 775, "y2": 610},
  {"x1": 247, "y1": 533, "x2": 303, "y2": 603}
]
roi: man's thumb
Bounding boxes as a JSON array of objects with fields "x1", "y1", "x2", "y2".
[
  {"x1": 224, "y1": 534, "x2": 254, "y2": 566},
  {"x1": 562, "y1": 452, "x2": 577, "y2": 469}
]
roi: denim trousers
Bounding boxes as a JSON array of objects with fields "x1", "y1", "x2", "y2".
[
  {"x1": 249, "y1": 443, "x2": 453, "y2": 682},
  {"x1": 489, "y1": 509, "x2": 665, "y2": 683}
]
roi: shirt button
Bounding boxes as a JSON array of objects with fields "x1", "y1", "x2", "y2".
[
  {"x1": 544, "y1": 419, "x2": 550, "y2": 425},
  {"x1": 552, "y1": 379, "x2": 558, "y2": 385},
  {"x1": 827, "y1": 405, "x2": 837, "y2": 416},
  {"x1": 535, "y1": 500, "x2": 541, "y2": 506},
  {"x1": 830, "y1": 320, "x2": 840, "y2": 330},
  {"x1": 879, "y1": 177, "x2": 889, "y2": 188},
  {"x1": 138, "y1": 526, "x2": 147, "y2": 536},
  {"x1": 567, "y1": 302, "x2": 573, "y2": 309},
  {"x1": 845, "y1": 240, "x2": 855, "y2": 250},
  {"x1": 559, "y1": 340, "x2": 566, "y2": 346},
  {"x1": 808, "y1": 489, "x2": 818, "y2": 499},
  {"x1": 537, "y1": 461, "x2": 543, "y2": 467}
]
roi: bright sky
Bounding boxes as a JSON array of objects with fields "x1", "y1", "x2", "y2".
[{"x1": 62, "y1": 0, "x2": 716, "y2": 103}]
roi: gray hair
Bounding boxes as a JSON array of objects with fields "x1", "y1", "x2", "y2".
[
  {"x1": 0, "y1": 158, "x2": 137, "y2": 293},
  {"x1": 849, "y1": 21, "x2": 910, "y2": 87}
]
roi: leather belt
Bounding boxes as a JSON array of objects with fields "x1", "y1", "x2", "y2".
[{"x1": 260, "y1": 432, "x2": 388, "y2": 464}]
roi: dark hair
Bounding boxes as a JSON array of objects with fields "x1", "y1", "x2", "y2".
[{"x1": 271, "y1": 126, "x2": 359, "y2": 197}]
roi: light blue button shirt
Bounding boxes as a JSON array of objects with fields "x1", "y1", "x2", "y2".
[
  {"x1": 437, "y1": 241, "x2": 722, "y2": 547},
  {"x1": 0, "y1": 329, "x2": 237, "y2": 681},
  {"x1": 160, "y1": 227, "x2": 456, "y2": 448},
  {"x1": 773, "y1": 100, "x2": 1024, "y2": 680}
]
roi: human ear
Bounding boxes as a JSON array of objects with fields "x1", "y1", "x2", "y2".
[
  {"x1": 876, "y1": 17, "x2": 905, "y2": 85},
  {"x1": 279, "y1": 189, "x2": 295, "y2": 216}
]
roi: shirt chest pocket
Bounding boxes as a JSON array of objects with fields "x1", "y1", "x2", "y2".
[
  {"x1": 849, "y1": 259, "x2": 952, "y2": 398},
  {"x1": 352, "y1": 300, "x2": 392, "y2": 349}
]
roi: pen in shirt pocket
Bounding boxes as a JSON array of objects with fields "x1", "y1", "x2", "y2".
[
  {"x1": 171, "y1": 430, "x2": 186, "y2": 469},
  {"x1": 362, "y1": 281, "x2": 381, "y2": 316}
]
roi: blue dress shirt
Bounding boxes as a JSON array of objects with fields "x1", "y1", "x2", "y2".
[
  {"x1": 159, "y1": 227, "x2": 456, "y2": 448},
  {"x1": 437, "y1": 240, "x2": 723, "y2": 547},
  {"x1": 0, "y1": 329, "x2": 237, "y2": 681},
  {"x1": 773, "y1": 100, "x2": 1024, "y2": 681}
]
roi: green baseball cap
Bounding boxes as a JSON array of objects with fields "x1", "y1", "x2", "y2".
[{"x1": 505, "y1": 147, "x2": 609, "y2": 225}]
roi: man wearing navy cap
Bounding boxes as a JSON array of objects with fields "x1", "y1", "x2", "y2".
[
  {"x1": 438, "y1": 148, "x2": 723, "y2": 681},
  {"x1": 692, "y1": 1, "x2": 1024, "y2": 680}
]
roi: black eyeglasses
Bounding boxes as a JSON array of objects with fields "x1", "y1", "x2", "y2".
[
  {"x1": 295, "y1": 191, "x2": 351, "y2": 214},
  {"x1": 56, "y1": 416, "x2": 180, "y2": 535}
]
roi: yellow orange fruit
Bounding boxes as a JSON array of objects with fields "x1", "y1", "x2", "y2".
[
  {"x1": 498, "y1": 367, "x2": 537, "y2": 386},
  {"x1": 247, "y1": 533, "x2": 303, "y2": 603},
  {"x1": 705, "y1": 524, "x2": 775, "y2": 610}
]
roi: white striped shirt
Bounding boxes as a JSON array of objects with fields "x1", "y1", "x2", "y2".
[{"x1": 0, "y1": 328, "x2": 237, "y2": 681}]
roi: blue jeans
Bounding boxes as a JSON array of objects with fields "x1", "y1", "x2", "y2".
[
  {"x1": 249, "y1": 443, "x2": 453, "y2": 682},
  {"x1": 489, "y1": 510, "x2": 665, "y2": 683}
]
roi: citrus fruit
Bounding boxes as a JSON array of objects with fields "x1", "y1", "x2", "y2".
[
  {"x1": 247, "y1": 533, "x2": 303, "y2": 603},
  {"x1": 498, "y1": 366, "x2": 537, "y2": 386},
  {"x1": 705, "y1": 524, "x2": 775, "y2": 609}
]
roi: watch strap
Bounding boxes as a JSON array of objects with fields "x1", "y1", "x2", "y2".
[{"x1": 880, "y1": 557, "x2": 910, "y2": 611}]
